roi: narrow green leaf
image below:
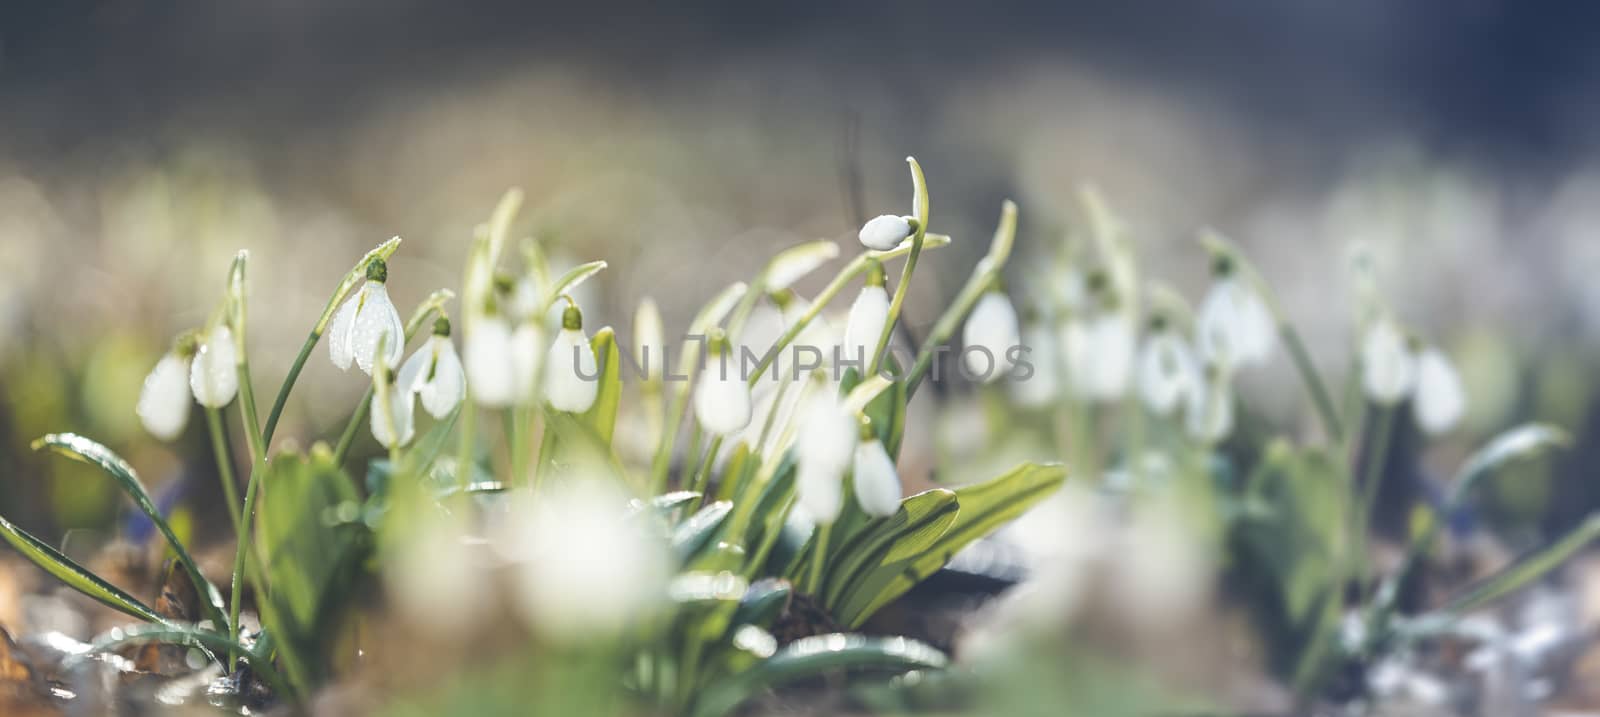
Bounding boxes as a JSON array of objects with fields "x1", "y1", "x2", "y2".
[
  {"x1": 907, "y1": 156, "x2": 930, "y2": 229},
  {"x1": 579, "y1": 327, "x2": 623, "y2": 443},
  {"x1": 1447, "y1": 423, "x2": 1570, "y2": 507},
  {"x1": 763, "y1": 240, "x2": 840, "y2": 291},
  {"x1": 32, "y1": 433, "x2": 228, "y2": 631},
  {"x1": 692, "y1": 634, "x2": 947, "y2": 717},
  {"x1": 0, "y1": 513, "x2": 164, "y2": 623},
  {"x1": 674, "y1": 501, "x2": 735, "y2": 563},
  {"x1": 542, "y1": 260, "x2": 608, "y2": 311},
  {"x1": 823, "y1": 489, "x2": 959, "y2": 611},
  {"x1": 72, "y1": 623, "x2": 292, "y2": 699},
  {"x1": 1439, "y1": 513, "x2": 1600, "y2": 617}
]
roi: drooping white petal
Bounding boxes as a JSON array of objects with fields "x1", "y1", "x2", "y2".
[
  {"x1": 545, "y1": 328, "x2": 599, "y2": 413},
  {"x1": 370, "y1": 383, "x2": 416, "y2": 448},
  {"x1": 853, "y1": 439, "x2": 901, "y2": 517},
  {"x1": 797, "y1": 459, "x2": 845, "y2": 524},
  {"x1": 1196, "y1": 276, "x2": 1275, "y2": 368},
  {"x1": 841, "y1": 285, "x2": 890, "y2": 369},
  {"x1": 510, "y1": 323, "x2": 544, "y2": 405},
  {"x1": 400, "y1": 336, "x2": 466, "y2": 419},
  {"x1": 350, "y1": 282, "x2": 405, "y2": 375},
  {"x1": 796, "y1": 392, "x2": 854, "y2": 477},
  {"x1": 189, "y1": 326, "x2": 239, "y2": 408},
  {"x1": 509, "y1": 276, "x2": 543, "y2": 323},
  {"x1": 858, "y1": 214, "x2": 913, "y2": 251},
  {"x1": 1138, "y1": 331, "x2": 1201, "y2": 415},
  {"x1": 1061, "y1": 318, "x2": 1094, "y2": 397},
  {"x1": 694, "y1": 359, "x2": 753, "y2": 435},
  {"x1": 1082, "y1": 312, "x2": 1136, "y2": 401},
  {"x1": 328, "y1": 289, "x2": 359, "y2": 370},
  {"x1": 1361, "y1": 319, "x2": 1416, "y2": 405},
  {"x1": 739, "y1": 304, "x2": 786, "y2": 370},
  {"x1": 138, "y1": 353, "x2": 192, "y2": 441},
  {"x1": 1008, "y1": 322, "x2": 1060, "y2": 408},
  {"x1": 466, "y1": 317, "x2": 515, "y2": 408},
  {"x1": 1414, "y1": 347, "x2": 1466, "y2": 435},
  {"x1": 1185, "y1": 368, "x2": 1234, "y2": 444},
  {"x1": 962, "y1": 292, "x2": 1021, "y2": 383}
]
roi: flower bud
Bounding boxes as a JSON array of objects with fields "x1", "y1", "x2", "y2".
[
  {"x1": 189, "y1": 325, "x2": 239, "y2": 408},
  {"x1": 329, "y1": 261, "x2": 405, "y2": 375},
  {"x1": 138, "y1": 349, "x2": 193, "y2": 441},
  {"x1": 858, "y1": 214, "x2": 914, "y2": 251},
  {"x1": 962, "y1": 290, "x2": 1021, "y2": 383},
  {"x1": 1414, "y1": 347, "x2": 1465, "y2": 435}
]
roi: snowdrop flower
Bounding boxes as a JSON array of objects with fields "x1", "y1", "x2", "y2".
[
  {"x1": 510, "y1": 322, "x2": 544, "y2": 405},
  {"x1": 634, "y1": 297, "x2": 665, "y2": 385},
  {"x1": 189, "y1": 325, "x2": 239, "y2": 408},
  {"x1": 504, "y1": 481, "x2": 670, "y2": 642},
  {"x1": 137, "y1": 334, "x2": 197, "y2": 441},
  {"x1": 1185, "y1": 364, "x2": 1234, "y2": 444},
  {"x1": 962, "y1": 288, "x2": 1021, "y2": 383},
  {"x1": 1137, "y1": 317, "x2": 1201, "y2": 415},
  {"x1": 853, "y1": 426, "x2": 901, "y2": 517},
  {"x1": 857, "y1": 214, "x2": 914, "y2": 251},
  {"x1": 397, "y1": 317, "x2": 465, "y2": 419},
  {"x1": 694, "y1": 335, "x2": 753, "y2": 435},
  {"x1": 841, "y1": 260, "x2": 890, "y2": 367},
  {"x1": 370, "y1": 370, "x2": 416, "y2": 448},
  {"x1": 795, "y1": 387, "x2": 854, "y2": 523},
  {"x1": 508, "y1": 274, "x2": 543, "y2": 323},
  {"x1": 1361, "y1": 317, "x2": 1416, "y2": 405},
  {"x1": 1009, "y1": 319, "x2": 1060, "y2": 407},
  {"x1": 544, "y1": 303, "x2": 599, "y2": 413},
  {"x1": 1414, "y1": 346, "x2": 1466, "y2": 435},
  {"x1": 465, "y1": 308, "x2": 515, "y2": 408},
  {"x1": 1195, "y1": 259, "x2": 1274, "y2": 368},
  {"x1": 1077, "y1": 311, "x2": 1136, "y2": 401},
  {"x1": 328, "y1": 258, "x2": 405, "y2": 375}
]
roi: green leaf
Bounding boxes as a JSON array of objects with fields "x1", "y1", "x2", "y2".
[
  {"x1": 674, "y1": 501, "x2": 735, "y2": 563},
  {"x1": 72, "y1": 623, "x2": 291, "y2": 699},
  {"x1": 542, "y1": 260, "x2": 608, "y2": 311},
  {"x1": 400, "y1": 405, "x2": 461, "y2": 481},
  {"x1": 1446, "y1": 423, "x2": 1570, "y2": 507},
  {"x1": 1439, "y1": 513, "x2": 1600, "y2": 617},
  {"x1": 907, "y1": 157, "x2": 930, "y2": 229},
  {"x1": 638, "y1": 491, "x2": 702, "y2": 521},
  {"x1": 729, "y1": 579, "x2": 792, "y2": 632},
  {"x1": 31, "y1": 433, "x2": 228, "y2": 631},
  {"x1": 579, "y1": 327, "x2": 623, "y2": 444},
  {"x1": 837, "y1": 462, "x2": 1065, "y2": 627},
  {"x1": 0, "y1": 513, "x2": 164, "y2": 623},
  {"x1": 692, "y1": 634, "x2": 948, "y2": 717},
  {"x1": 823, "y1": 489, "x2": 959, "y2": 612},
  {"x1": 538, "y1": 410, "x2": 629, "y2": 486}
]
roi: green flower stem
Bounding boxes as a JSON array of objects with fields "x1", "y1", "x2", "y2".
[
  {"x1": 1355, "y1": 403, "x2": 1396, "y2": 587},
  {"x1": 202, "y1": 407, "x2": 244, "y2": 670},
  {"x1": 905, "y1": 200, "x2": 1017, "y2": 398},
  {"x1": 866, "y1": 228, "x2": 924, "y2": 377},
  {"x1": 261, "y1": 333, "x2": 319, "y2": 448},
  {"x1": 808, "y1": 522, "x2": 832, "y2": 595},
  {"x1": 227, "y1": 455, "x2": 261, "y2": 675}
]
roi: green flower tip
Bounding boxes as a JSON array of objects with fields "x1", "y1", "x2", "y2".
[
  {"x1": 1147, "y1": 313, "x2": 1169, "y2": 333},
  {"x1": 366, "y1": 257, "x2": 389, "y2": 283},
  {"x1": 769, "y1": 287, "x2": 796, "y2": 310},
  {"x1": 561, "y1": 302, "x2": 583, "y2": 331},
  {"x1": 857, "y1": 414, "x2": 876, "y2": 442},
  {"x1": 173, "y1": 330, "x2": 202, "y2": 359},
  {"x1": 707, "y1": 329, "x2": 729, "y2": 355},
  {"x1": 865, "y1": 259, "x2": 887, "y2": 288},
  {"x1": 433, "y1": 315, "x2": 452, "y2": 337},
  {"x1": 492, "y1": 272, "x2": 515, "y2": 294},
  {"x1": 1210, "y1": 253, "x2": 1235, "y2": 277}
]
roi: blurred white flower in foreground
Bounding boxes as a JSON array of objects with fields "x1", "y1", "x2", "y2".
[
  {"x1": 695, "y1": 338, "x2": 753, "y2": 435},
  {"x1": 1414, "y1": 346, "x2": 1466, "y2": 435},
  {"x1": 1137, "y1": 322, "x2": 1201, "y2": 415},
  {"x1": 465, "y1": 312, "x2": 516, "y2": 408},
  {"x1": 397, "y1": 318, "x2": 465, "y2": 419},
  {"x1": 858, "y1": 214, "x2": 913, "y2": 251},
  {"x1": 1362, "y1": 317, "x2": 1416, "y2": 405},
  {"x1": 370, "y1": 377, "x2": 415, "y2": 448},
  {"x1": 1009, "y1": 320, "x2": 1060, "y2": 407},
  {"x1": 1184, "y1": 365, "x2": 1234, "y2": 444},
  {"x1": 963, "y1": 290, "x2": 1021, "y2": 382},
  {"x1": 137, "y1": 343, "x2": 194, "y2": 440},
  {"x1": 505, "y1": 482, "x2": 669, "y2": 641},
  {"x1": 328, "y1": 259, "x2": 404, "y2": 375},
  {"x1": 853, "y1": 434, "x2": 901, "y2": 517},
  {"x1": 544, "y1": 304, "x2": 598, "y2": 413},
  {"x1": 1072, "y1": 311, "x2": 1136, "y2": 401},
  {"x1": 634, "y1": 298, "x2": 666, "y2": 384},
  {"x1": 1196, "y1": 271, "x2": 1274, "y2": 368},
  {"x1": 189, "y1": 325, "x2": 238, "y2": 408},
  {"x1": 795, "y1": 390, "x2": 854, "y2": 523},
  {"x1": 385, "y1": 518, "x2": 494, "y2": 638}
]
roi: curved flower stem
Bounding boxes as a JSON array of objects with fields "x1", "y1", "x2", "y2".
[
  {"x1": 202, "y1": 407, "x2": 244, "y2": 669},
  {"x1": 867, "y1": 157, "x2": 930, "y2": 378}
]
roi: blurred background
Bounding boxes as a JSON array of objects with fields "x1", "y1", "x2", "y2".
[{"x1": 3, "y1": 0, "x2": 1600, "y2": 581}]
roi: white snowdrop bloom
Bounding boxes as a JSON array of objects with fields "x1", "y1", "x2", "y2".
[
  {"x1": 1137, "y1": 324, "x2": 1201, "y2": 415},
  {"x1": 740, "y1": 303, "x2": 786, "y2": 367},
  {"x1": 694, "y1": 340, "x2": 753, "y2": 435},
  {"x1": 634, "y1": 298, "x2": 666, "y2": 383},
  {"x1": 505, "y1": 481, "x2": 670, "y2": 642},
  {"x1": 1185, "y1": 365, "x2": 1235, "y2": 444},
  {"x1": 544, "y1": 305, "x2": 599, "y2": 413},
  {"x1": 465, "y1": 314, "x2": 515, "y2": 408},
  {"x1": 962, "y1": 290, "x2": 1021, "y2": 383},
  {"x1": 1080, "y1": 312, "x2": 1136, "y2": 401},
  {"x1": 510, "y1": 322, "x2": 544, "y2": 405},
  {"x1": 858, "y1": 214, "x2": 913, "y2": 251},
  {"x1": 1362, "y1": 317, "x2": 1417, "y2": 405},
  {"x1": 189, "y1": 325, "x2": 239, "y2": 408},
  {"x1": 1009, "y1": 321, "x2": 1060, "y2": 408},
  {"x1": 397, "y1": 318, "x2": 465, "y2": 419},
  {"x1": 853, "y1": 436, "x2": 901, "y2": 517},
  {"x1": 137, "y1": 348, "x2": 193, "y2": 441},
  {"x1": 328, "y1": 260, "x2": 405, "y2": 375},
  {"x1": 841, "y1": 263, "x2": 890, "y2": 368},
  {"x1": 1195, "y1": 272, "x2": 1274, "y2": 368},
  {"x1": 370, "y1": 380, "x2": 415, "y2": 448},
  {"x1": 508, "y1": 275, "x2": 543, "y2": 323},
  {"x1": 795, "y1": 390, "x2": 854, "y2": 523},
  {"x1": 1414, "y1": 346, "x2": 1466, "y2": 435}
]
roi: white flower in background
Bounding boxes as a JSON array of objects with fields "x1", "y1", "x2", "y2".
[
  {"x1": 841, "y1": 261, "x2": 890, "y2": 367},
  {"x1": 795, "y1": 390, "x2": 854, "y2": 523},
  {"x1": 510, "y1": 322, "x2": 544, "y2": 405},
  {"x1": 328, "y1": 258, "x2": 405, "y2": 375},
  {"x1": 465, "y1": 312, "x2": 515, "y2": 408},
  {"x1": 858, "y1": 214, "x2": 913, "y2": 251},
  {"x1": 544, "y1": 303, "x2": 599, "y2": 413},
  {"x1": 1185, "y1": 365, "x2": 1235, "y2": 444},
  {"x1": 189, "y1": 325, "x2": 239, "y2": 408},
  {"x1": 740, "y1": 302, "x2": 786, "y2": 368},
  {"x1": 634, "y1": 297, "x2": 665, "y2": 383},
  {"x1": 505, "y1": 481, "x2": 670, "y2": 642},
  {"x1": 853, "y1": 434, "x2": 901, "y2": 517},
  {"x1": 1078, "y1": 311, "x2": 1136, "y2": 401},
  {"x1": 370, "y1": 377, "x2": 415, "y2": 448},
  {"x1": 137, "y1": 338, "x2": 195, "y2": 441},
  {"x1": 764, "y1": 241, "x2": 840, "y2": 291},
  {"x1": 1009, "y1": 320, "x2": 1060, "y2": 407},
  {"x1": 1137, "y1": 321, "x2": 1201, "y2": 415},
  {"x1": 397, "y1": 317, "x2": 465, "y2": 419},
  {"x1": 508, "y1": 275, "x2": 543, "y2": 323},
  {"x1": 1414, "y1": 346, "x2": 1466, "y2": 435},
  {"x1": 962, "y1": 289, "x2": 1021, "y2": 383},
  {"x1": 1362, "y1": 317, "x2": 1416, "y2": 405},
  {"x1": 1195, "y1": 269, "x2": 1274, "y2": 368},
  {"x1": 695, "y1": 337, "x2": 753, "y2": 435}
]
